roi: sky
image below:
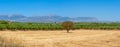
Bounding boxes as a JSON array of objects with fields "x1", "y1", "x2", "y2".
[{"x1": 0, "y1": 0, "x2": 120, "y2": 21}]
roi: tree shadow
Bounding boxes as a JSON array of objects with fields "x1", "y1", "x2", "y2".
[{"x1": 62, "y1": 31, "x2": 73, "y2": 33}]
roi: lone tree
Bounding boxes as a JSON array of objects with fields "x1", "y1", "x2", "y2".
[{"x1": 61, "y1": 21, "x2": 74, "y2": 33}]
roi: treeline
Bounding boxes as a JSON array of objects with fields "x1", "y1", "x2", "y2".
[
  {"x1": 73, "y1": 22, "x2": 120, "y2": 30},
  {"x1": 0, "y1": 20, "x2": 62, "y2": 30},
  {"x1": 0, "y1": 20, "x2": 120, "y2": 30}
]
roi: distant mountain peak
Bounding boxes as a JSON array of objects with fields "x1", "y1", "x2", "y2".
[
  {"x1": 0, "y1": 14, "x2": 99, "y2": 22},
  {"x1": 45, "y1": 14, "x2": 61, "y2": 17},
  {"x1": 0, "y1": 14, "x2": 26, "y2": 21}
]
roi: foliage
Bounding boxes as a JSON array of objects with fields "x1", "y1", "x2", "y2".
[
  {"x1": 0, "y1": 20, "x2": 120, "y2": 31},
  {"x1": 61, "y1": 21, "x2": 74, "y2": 33}
]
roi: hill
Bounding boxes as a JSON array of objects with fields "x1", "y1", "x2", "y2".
[{"x1": 0, "y1": 14, "x2": 98, "y2": 22}]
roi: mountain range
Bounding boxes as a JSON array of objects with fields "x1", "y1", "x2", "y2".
[{"x1": 0, "y1": 14, "x2": 99, "y2": 22}]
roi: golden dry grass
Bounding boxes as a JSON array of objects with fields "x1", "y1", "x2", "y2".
[{"x1": 0, "y1": 30, "x2": 120, "y2": 47}]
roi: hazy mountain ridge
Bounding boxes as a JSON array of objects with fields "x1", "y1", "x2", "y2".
[
  {"x1": 0, "y1": 14, "x2": 98, "y2": 22},
  {"x1": 0, "y1": 14, "x2": 26, "y2": 20}
]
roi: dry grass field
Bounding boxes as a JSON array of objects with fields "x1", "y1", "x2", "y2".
[{"x1": 0, "y1": 30, "x2": 120, "y2": 47}]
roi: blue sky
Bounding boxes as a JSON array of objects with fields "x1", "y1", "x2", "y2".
[{"x1": 0, "y1": 0, "x2": 120, "y2": 21}]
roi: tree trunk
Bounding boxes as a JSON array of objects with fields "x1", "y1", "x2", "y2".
[{"x1": 67, "y1": 29, "x2": 69, "y2": 33}]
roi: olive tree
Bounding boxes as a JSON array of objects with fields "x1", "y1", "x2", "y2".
[{"x1": 61, "y1": 21, "x2": 74, "y2": 33}]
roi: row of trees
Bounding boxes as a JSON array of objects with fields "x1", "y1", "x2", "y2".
[
  {"x1": 0, "y1": 22, "x2": 62, "y2": 30},
  {"x1": 0, "y1": 20, "x2": 120, "y2": 32}
]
